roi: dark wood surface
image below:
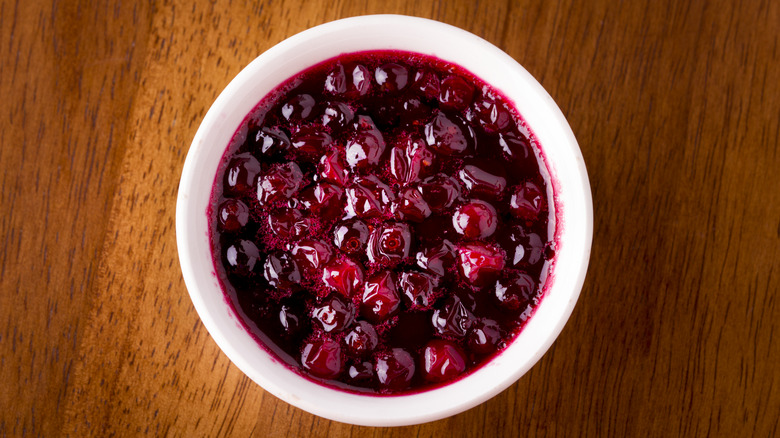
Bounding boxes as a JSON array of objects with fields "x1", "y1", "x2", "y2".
[{"x1": 2, "y1": 1, "x2": 778, "y2": 436}]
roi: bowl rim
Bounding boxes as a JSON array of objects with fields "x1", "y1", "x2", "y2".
[{"x1": 176, "y1": 14, "x2": 593, "y2": 426}]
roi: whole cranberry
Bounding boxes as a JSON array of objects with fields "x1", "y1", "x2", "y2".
[
  {"x1": 321, "y1": 101, "x2": 355, "y2": 132},
  {"x1": 467, "y1": 318, "x2": 503, "y2": 354},
  {"x1": 498, "y1": 226, "x2": 545, "y2": 268},
  {"x1": 457, "y1": 242, "x2": 506, "y2": 287},
  {"x1": 391, "y1": 187, "x2": 432, "y2": 222},
  {"x1": 224, "y1": 153, "x2": 262, "y2": 197},
  {"x1": 281, "y1": 94, "x2": 317, "y2": 121},
  {"x1": 346, "y1": 361, "x2": 375, "y2": 383},
  {"x1": 398, "y1": 271, "x2": 440, "y2": 309},
  {"x1": 262, "y1": 251, "x2": 302, "y2": 289},
  {"x1": 324, "y1": 63, "x2": 347, "y2": 94},
  {"x1": 438, "y1": 75, "x2": 475, "y2": 112},
  {"x1": 345, "y1": 115, "x2": 386, "y2": 169},
  {"x1": 217, "y1": 199, "x2": 250, "y2": 232},
  {"x1": 343, "y1": 320, "x2": 379, "y2": 355},
  {"x1": 399, "y1": 96, "x2": 435, "y2": 126},
  {"x1": 301, "y1": 338, "x2": 343, "y2": 379},
  {"x1": 458, "y1": 163, "x2": 507, "y2": 199},
  {"x1": 348, "y1": 64, "x2": 372, "y2": 97},
  {"x1": 509, "y1": 181, "x2": 544, "y2": 220},
  {"x1": 317, "y1": 149, "x2": 350, "y2": 187},
  {"x1": 267, "y1": 208, "x2": 310, "y2": 240},
  {"x1": 256, "y1": 162, "x2": 304, "y2": 206},
  {"x1": 367, "y1": 222, "x2": 413, "y2": 266},
  {"x1": 360, "y1": 271, "x2": 401, "y2": 323},
  {"x1": 253, "y1": 126, "x2": 291, "y2": 156},
  {"x1": 333, "y1": 220, "x2": 370, "y2": 255},
  {"x1": 375, "y1": 348, "x2": 416, "y2": 391},
  {"x1": 472, "y1": 95, "x2": 514, "y2": 134},
  {"x1": 412, "y1": 68, "x2": 441, "y2": 101},
  {"x1": 321, "y1": 258, "x2": 365, "y2": 298},
  {"x1": 494, "y1": 272, "x2": 537, "y2": 311},
  {"x1": 424, "y1": 111, "x2": 474, "y2": 156},
  {"x1": 375, "y1": 63, "x2": 409, "y2": 93},
  {"x1": 344, "y1": 175, "x2": 395, "y2": 219},
  {"x1": 389, "y1": 135, "x2": 435, "y2": 185},
  {"x1": 223, "y1": 239, "x2": 261, "y2": 276},
  {"x1": 431, "y1": 295, "x2": 475, "y2": 338},
  {"x1": 415, "y1": 239, "x2": 456, "y2": 277},
  {"x1": 312, "y1": 294, "x2": 356, "y2": 333},
  {"x1": 452, "y1": 199, "x2": 498, "y2": 239},
  {"x1": 421, "y1": 339, "x2": 468, "y2": 382},
  {"x1": 291, "y1": 239, "x2": 334, "y2": 276},
  {"x1": 299, "y1": 183, "x2": 345, "y2": 222},
  {"x1": 418, "y1": 174, "x2": 463, "y2": 212},
  {"x1": 290, "y1": 125, "x2": 333, "y2": 160}
]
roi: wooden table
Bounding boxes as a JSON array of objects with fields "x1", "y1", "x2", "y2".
[{"x1": 2, "y1": 1, "x2": 778, "y2": 436}]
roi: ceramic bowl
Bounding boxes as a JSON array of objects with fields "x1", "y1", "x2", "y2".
[{"x1": 176, "y1": 14, "x2": 592, "y2": 426}]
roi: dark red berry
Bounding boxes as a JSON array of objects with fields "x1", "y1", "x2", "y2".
[
  {"x1": 290, "y1": 125, "x2": 333, "y2": 160},
  {"x1": 367, "y1": 222, "x2": 413, "y2": 266},
  {"x1": 509, "y1": 181, "x2": 544, "y2": 220},
  {"x1": 494, "y1": 272, "x2": 536, "y2": 311},
  {"x1": 344, "y1": 175, "x2": 395, "y2": 219},
  {"x1": 467, "y1": 318, "x2": 503, "y2": 354},
  {"x1": 345, "y1": 115, "x2": 386, "y2": 169},
  {"x1": 375, "y1": 63, "x2": 409, "y2": 93},
  {"x1": 267, "y1": 208, "x2": 310, "y2": 240},
  {"x1": 321, "y1": 101, "x2": 355, "y2": 132},
  {"x1": 498, "y1": 226, "x2": 545, "y2": 268},
  {"x1": 361, "y1": 271, "x2": 401, "y2": 323},
  {"x1": 317, "y1": 149, "x2": 350, "y2": 187},
  {"x1": 321, "y1": 258, "x2": 365, "y2": 298},
  {"x1": 344, "y1": 320, "x2": 379, "y2": 355},
  {"x1": 312, "y1": 294, "x2": 356, "y2": 333},
  {"x1": 458, "y1": 163, "x2": 507, "y2": 199},
  {"x1": 473, "y1": 95, "x2": 513, "y2": 134},
  {"x1": 324, "y1": 64, "x2": 347, "y2": 94},
  {"x1": 333, "y1": 220, "x2": 370, "y2": 255},
  {"x1": 439, "y1": 75, "x2": 474, "y2": 112},
  {"x1": 346, "y1": 361, "x2": 375, "y2": 383},
  {"x1": 291, "y1": 239, "x2": 334, "y2": 277},
  {"x1": 431, "y1": 295, "x2": 475, "y2": 338},
  {"x1": 415, "y1": 239, "x2": 456, "y2": 277},
  {"x1": 224, "y1": 153, "x2": 262, "y2": 196},
  {"x1": 412, "y1": 68, "x2": 441, "y2": 101},
  {"x1": 281, "y1": 94, "x2": 317, "y2": 122},
  {"x1": 398, "y1": 271, "x2": 440, "y2": 309},
  {"x1": 391, "y1": 187, "x2": 432, "y2": 222},
  {"x1": 299, "y1": 183, "x2": 344, "y2": 222},
  {"x1": 424, "y1": 111, "x2": 474, "y2": 156},
  {"x1": 301, "y1": 338, "x2": 342, "y2": 379},
  {"x1": 375, "y1": 348, "x2": 415, "y2": 391},
  {"x1": 253, "y1": 126, "x2": 291, "y2": 156},
  {"x1": 389, "y1": 135, "x2": 435, "y2": 185},
  {"x1": 452, "y1": 199, "x2": 498, "y2": 239},
  {"x1": 348, "y1": 64, "x2": 372, "y2": 97},
  {"x1": 218, "y1": 199, "x2": 250, "y2": 232},
  {"x1": 418, "y1": 174, "x2": 463, "y2": 212},
  {"x1": 457, "y1": 242, "x2": 505, "y2": 286},
  {"x1": 263, "y1": 251, "x2": 302, "y2": 289},
  {"x1": 421, "y1": 339, "x2": 467, "y2": 382},
  {"x1": 224, "y1": 239, "x2": 261, "y2": 276},
  {"x1": 257, "y1": 162, "x2": 304, "y2": 205}
]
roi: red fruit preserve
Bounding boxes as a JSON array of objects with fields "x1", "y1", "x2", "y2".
[{"x1": 209, "y1": 51, "x2": 556, "y2": 395}]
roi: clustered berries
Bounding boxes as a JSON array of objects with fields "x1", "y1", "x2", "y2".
[{"x1": 212, "y1": 51, "x2": 554, "y2": 394}]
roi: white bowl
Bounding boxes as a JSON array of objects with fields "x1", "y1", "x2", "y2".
[{"x1": 176, "y1": 14, "x2": 592, "y2": 427}]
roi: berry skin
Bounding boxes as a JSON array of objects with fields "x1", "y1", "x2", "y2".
[
  {"x1": 360, "y1": 271, "x2": 401, "y2": 323},
  {"x1": 494, "y1": 272, "x2": 537, "y2": 311},
  {"x1": 398, "y1": 271, "x2": 440, "y2": 310},
  {"x1": 418, "y1": 174, "x2": 463, "y2": 213},
  {"x1": 431, "y1": 295, "x2": 475, "y2": 338},
  {"x1": 321, "y1": 258, "x2": 365, "y2": 298},
  {"x1": 367, "y1": 222, "x2": 413, "y2": 266},
  {"x1": 223, "y1": 239, "x2": 261, "y2": 277},
  {"x1": 424, "y1": 111, "x2": 474, "y2": 156},
  {"x1": 344, "y1": 320, "x2": 379, "y2": 356},
  {"x1": 224, "y1": 153, "x2": 262, "y2": 197},
  {"x1": 301, "y1": 338, "x2": 343, "y2": 379},
  {"x1": 509, "y1": 181, "x2": 544, "y2": 220},
  {"x1": 281, "y1": 94, "x2": 317, "y2": 122},
  {"x1": 375, "y1": 348, "x2": 416, "y2": 391},
  {"x1": 256, "y1": 162, "x2": 304, "y2": 206},
  {"x1": 345, "y1": 115, "x2": 386, "y2": 169},
  {"x1": 458, "y1": 163, "x2": 507, "y2": 199},
  {"x1": 421, "y1": 339, "x2": 468, "y2": 382},
  {"x1": 392, "y1": 187, "x2": 432, "y2": 222},
  {"x1": 267, "y1": 208, "x2": 310, "y2": 240},
  {"x1": 452, "y1": 199, "x2": 498, "y2": 239},
  {"x1": 333, "y1": 220, "x2": 370, "y2": 255},
  {"x1": 439, "y1": 75, "x2": 475, "y2": 112},
  {"x1": 218, "y1": 199, "x2": 250, "y2": 232},
  {"x1": 467, "y1": 318, "x2": 503, "y2": 354},
  {"x1": 312, "y1": 294, "x2": 356, "y2": 333},
  {"x1": 291, "y1": 239, "x2": 334, "y2": 277},
  {"x1": 375, "y1": 63, "x2": 409, "y2": 92},
  {"x1": 263, "y1": 251, "x2": 302, "y2": 289},
  {"x1": 457, "y1": 242, "x2": 506, "y2": 287},
  {"x1": 415, "y1": 239, "x2": 457, "y2": 277}
]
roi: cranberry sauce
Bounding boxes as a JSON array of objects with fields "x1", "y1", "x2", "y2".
[{"x1": 209, "y1": 51, "x2": 556, "y2": 395}]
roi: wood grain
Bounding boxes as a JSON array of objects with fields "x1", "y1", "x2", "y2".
[{"x1": 2, "y1": 0, "x2": 778, "y2": 436}]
